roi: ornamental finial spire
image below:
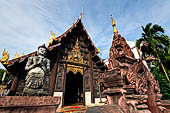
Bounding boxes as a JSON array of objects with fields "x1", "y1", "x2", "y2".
[
  {"x1": 14, "y1": 52, "x2": 19, "y2": 59},
  {"x1": 73, "y1": 17, "x2": 75, "y2": 25},
  {"x1": 110, "y1": 15, "x2": 118, "y2": 33},
  {"x1": 79, "y1": 8, "x2": 84, "y2": 20},
  {"x1": 0, "y1": 49, "x2": 9, "y2": 64},
  {"x1": 75, "y1": 38, "x2": 79, "y2": 48},
  {"x1": 51, "y1": 31, "x2": 56, "y2": 40}
]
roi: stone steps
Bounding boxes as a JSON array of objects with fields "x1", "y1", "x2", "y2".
[{"x1": 57, "y1": 105, "x2": 87, "y2": 113}]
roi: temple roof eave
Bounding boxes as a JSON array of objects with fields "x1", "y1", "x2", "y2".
[
  {"x1": 2, "y1": 43, "x2": 61, "y2": 68},
  {"x1": 2, "y1": 18, "x2": 107, "y2": 70},
  {"x1": 51, "y1": 18, "x2": 107, "y2": 69}
]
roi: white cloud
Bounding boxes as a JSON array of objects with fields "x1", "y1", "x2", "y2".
[
  {"x1": 1, "y1": 0, "x2": 170, "y2": 69},
  {"x1": 0, "y1": 0, "x2": 85, "y2": 68},
  {"x1": 0, "y1": 1, "x2": 49, "y2": 56}
]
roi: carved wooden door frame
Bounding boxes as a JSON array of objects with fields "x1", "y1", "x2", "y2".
[{"x1": 62, "y1": 63, "x2": 86, "y2": 106}]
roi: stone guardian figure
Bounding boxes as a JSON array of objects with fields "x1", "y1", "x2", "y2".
[{"x1": 23, "y1": 44, "x2": 50, "y2": 95}]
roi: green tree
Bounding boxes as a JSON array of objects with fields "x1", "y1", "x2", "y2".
[
  {"x1": 136, "y1": 23, "x2": 170, "y2": 99},
  {"x1": 136, "y1": 23, "x2": 170, "y2": 59}
]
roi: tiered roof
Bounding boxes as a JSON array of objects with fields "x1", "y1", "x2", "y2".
[{"x1": 2, "y1": 18, "x2": 107, "y2": 70}]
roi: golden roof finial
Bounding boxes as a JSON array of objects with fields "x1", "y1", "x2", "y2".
[
  {"x1": 48, "y1": 31, "x2": 56, "y2": 46},
  {"x1": 79, "y1": 8, "x2": 84, "y2": 20},
  {"x1": 22, "y1": 53, "x2": 25, "y2": 56},
  {"x1": 75, "y1": 38, "x2": 79, "y2": 49},
  {"x1": 110, "y1": 15, "x2": 118, "y2": 33},
  {"x1": 51, "y1": 31, "x2": 56, "y2": 40},
  {"x1": 73, "y1": 17, "x2": 75, "y2": 25},
  {"x1": 0, "y1": 49, "x2": 9, "y2": 64},
  {"x1": 14, "y1": 52, "x2": 19, "y2": 59},
  {"x1": 76, "y1": 38, "x2": 78, "y2": 44},
  {"x1": 48, "y1": 38, "x2": 53, "y2": 46},
  {"x1": 98, "y1": 48, "x2": 100, "y2": 53}
]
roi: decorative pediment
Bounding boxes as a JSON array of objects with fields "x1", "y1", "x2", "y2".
[
  {"x1": 67, "y1": 38, "x2": 86, "y2": 64},
  {"x1": 67, "y1": 64, "x2": 84, "y2": 75},
  {"x1": 65, "y1": 38, "x2": 85, "y2": 75}
]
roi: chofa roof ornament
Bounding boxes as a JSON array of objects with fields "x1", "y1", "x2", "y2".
[
  {"x1": 79, "y1": 8, "x2": 84, "y2": 20},
  {"x1": 0, "y1": 49, "x2": 9, "y2": 65},
  {"x1": 48, "y1": 31, "x2": 56, "y2": 47},
  {"x1": 110, "y1": 14, "x2": 118, "y2": 34}
]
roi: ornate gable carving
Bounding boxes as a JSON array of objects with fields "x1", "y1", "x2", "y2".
[
  {"x1": 108, "y1": 34, "x2": 135, "y2": 70},
  {"x1": 67, "y1": 38, "x2": 86, "y2": 64},
  {"x1": 65, "y1": 38, "x2": 86, "y2": 75}
]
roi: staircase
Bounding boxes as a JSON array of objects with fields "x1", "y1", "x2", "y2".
[{"x1": 57, "y1": 105, "x2": 87, "y2": 113}]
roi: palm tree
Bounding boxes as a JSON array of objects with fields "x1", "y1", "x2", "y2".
[{"x1": 136, "y1": 23, "x2": 170, "y2": 81}]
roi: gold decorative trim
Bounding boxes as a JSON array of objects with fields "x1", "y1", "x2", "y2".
[
  {"x1": 48, "y1": 31, "x2": 56, "y2": 46},
  {"x1": 110, "y1": 15, "x2": 118, "y2": 33},
  {"x1": 14, "y1": 52, "x2": 19, "y2": 59},
  {"x1": 79, "y1": 8, "x2": 84, "y2": 20},
  {"x1": 66, "y1": 38, "x2": 85, "y2": 75},
  {"x1": 22, "y1": 53, "x2": 25, "y2": 56},
  {"x1": 48, "y1": 38, "x2": 53, "y2": 46},
  {"x1": 51, "y1": 31, "x2": 56, "y2": 40},
  {"x1": 67, "y1": 64, "x2": 83, "y2": 75},
  {"x1": 67, "y1": 38, "x2": 86, "y2": 64},
  {"x1": 0, "y1": 49, "x2": 9, "y2": 64},
  {"x1": 0, "y1": 85, "x2": 7, "y2": 93}
]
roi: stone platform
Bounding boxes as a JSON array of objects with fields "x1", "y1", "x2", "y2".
[
  {"x1": 57, "y1": 105, "x2": 87, "y2": 113},
  {"x1": 86, "y1": 105, "x2": 124, "y2": 113},
  {"x1": 0, "y1": 96, "x2": 60, "y2": 113}
]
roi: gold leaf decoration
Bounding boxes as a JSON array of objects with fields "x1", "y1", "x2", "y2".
[
  {"x1": 14, "y1": 52, "x2": 19, "y2": 59},
  {"x1": 48, "y1": 38, "x2": 53, "y2": 46},
  {"x1": 110, "y1": 15, "x2": 118, "y2": 33},
  {"x1": 66, "y1": 38, "x2": 86, "y2": 75},
  {"x1": 0, "y1": 49, "x2": 9, "y2": 64},
  {"x1": 51, "y1": 31, "x2": 56, "y2": 40}
]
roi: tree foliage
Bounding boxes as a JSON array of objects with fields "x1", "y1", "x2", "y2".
[
  {"x1": 152, "y1": 64, "x2": 170, "y2": 99},
  {"x1": 136, "y1": 23, "x2": 170, "y2": 59},
  {"x1": 136, "y1": 23, "x2": 170, "y2": 99}
]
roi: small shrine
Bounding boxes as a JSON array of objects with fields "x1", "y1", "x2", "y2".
[{"x1": 99, "y1": 16, "x2": 166, "y2": 113}]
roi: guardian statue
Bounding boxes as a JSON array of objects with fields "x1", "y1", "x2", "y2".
[{"x1": 23, "y1": 44, "x2": 50, "y2": 95}]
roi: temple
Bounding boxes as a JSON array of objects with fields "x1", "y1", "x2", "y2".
[
  {"x1": 0, "y1": 15, "x2": 168, "y2": 112},
  {"x1": 1, "y1": 17, "x2": 107, "y2": 107}
]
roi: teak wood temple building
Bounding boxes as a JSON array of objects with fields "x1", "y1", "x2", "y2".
[
  {"x1": 1, "y1": 16, "x2": 167, "y2": 112},
  {"x1": 1, "y1": 17, "x2": 108, "y2": 107}
]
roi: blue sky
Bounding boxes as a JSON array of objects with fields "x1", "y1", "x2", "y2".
[{"x1": 0, "y1": 0, "x2": 170, "y2": 69}]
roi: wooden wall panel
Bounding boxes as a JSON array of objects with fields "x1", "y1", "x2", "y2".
[{"x1": 54, "y1": 63, "x2": 65, "y2": 92}]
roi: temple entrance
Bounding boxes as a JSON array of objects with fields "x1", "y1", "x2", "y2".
[{"x1": 64, "y1": 71, "x2": 83, "y2": 106}]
